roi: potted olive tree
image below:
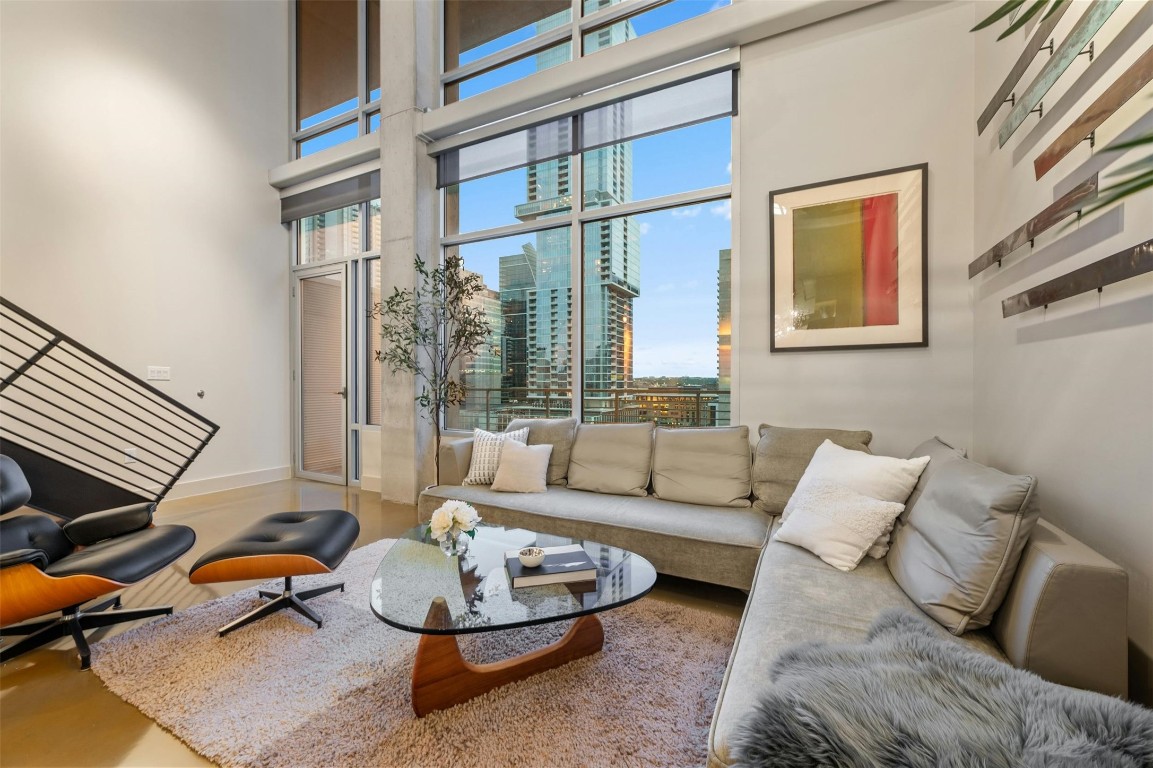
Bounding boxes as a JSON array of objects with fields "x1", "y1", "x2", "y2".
[{"x1": 372, "y1": 254, "x2": 492, "y2": 484}]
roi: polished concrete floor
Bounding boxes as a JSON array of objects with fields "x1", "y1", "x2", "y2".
[{"x1": 0, "y1": 479, "x2": 747, "y2": 767}]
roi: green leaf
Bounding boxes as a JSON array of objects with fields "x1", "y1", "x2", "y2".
[
  {"x1": 998, "y1": 0, "x2": 1051, "y2": 40},
  {"x1": 971, "y1": 0, "x2": 1026, "y2": 32},
  {"x1": 1105, "y1": 153, "x2": 1153, "y2": 179}
]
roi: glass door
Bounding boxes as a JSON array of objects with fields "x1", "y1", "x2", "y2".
[{"x1": 296, "y1": 269, "x2": 347, "y2": 483}]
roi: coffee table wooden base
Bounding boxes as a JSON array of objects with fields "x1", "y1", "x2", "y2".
[{"x1": 411, "y1": 613, "x2": 605, "y2": 716}]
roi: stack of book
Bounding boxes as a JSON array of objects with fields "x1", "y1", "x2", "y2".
[{"x1": 504, "y1": 544, "x2": 597, "y2": 590}]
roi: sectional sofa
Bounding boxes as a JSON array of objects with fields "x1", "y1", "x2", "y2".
[{"x1": 418, "y1": 420, "x2": 1129, "y2": 767}]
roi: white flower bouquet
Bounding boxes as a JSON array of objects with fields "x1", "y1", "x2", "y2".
[{"x1": 426, "y1": 500, "x2": 481, "y2": 548}]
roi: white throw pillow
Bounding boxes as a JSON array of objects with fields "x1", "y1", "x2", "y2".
[
  {"x1": 491, "y1": 439, "x2": 553, "y2": 493},
  {"x1": 773, "y1": 480, "x2": 905, "y2": 571},
  {"x1": 782, "y1": 440, "x2": 930, "y2": 558},
  {"x1": 462, "y1": 427, "x2": 529, "y2": 485}
]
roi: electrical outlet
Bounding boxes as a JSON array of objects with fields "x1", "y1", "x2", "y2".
[
  {"x1": 146, "y1": 366, "x2": 171, "y2": 381},
  {"x1": 124, "y1": 448, "x2": 138, "y2": 464}
]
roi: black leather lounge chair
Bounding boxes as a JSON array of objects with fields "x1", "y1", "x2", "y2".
[{"x1": 0, "y1": 454, "x2": 195, "y2": 669}]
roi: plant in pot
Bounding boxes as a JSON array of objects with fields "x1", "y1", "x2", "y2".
[{"x1": 371, "y1": 253, "x2": 493, "y2": 485}]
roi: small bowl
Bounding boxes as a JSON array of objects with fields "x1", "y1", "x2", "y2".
[{"x1": 518, "y1": 547, "x2": 545, "y2": 568}]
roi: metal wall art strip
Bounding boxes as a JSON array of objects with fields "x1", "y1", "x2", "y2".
[
  {"x1": 998, "y1": 0, "x2": 1123, "y2": 148},
  {"x1": 977, "y1": 2, "x2": 1071, "y2": 135},
  {"x1": 969, "y1": 175, "x2": 1099, "y2": 279},
  {"x1": 1035, "y1": 47, "x2": 1153, "y2": 179},
  {"x1": 1001, "y1": 238, "x2": 1152, "y2": 317}
]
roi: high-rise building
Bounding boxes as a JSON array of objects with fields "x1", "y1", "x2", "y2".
[
  {"x1": 510, "y1": 10, "x2": 638, "y2": 421},
  {"x1": 455, "y1": 8, "x2": 639, "y2": 427},
  {"x1": 456, "y1": 274, "x2": 503, "y2": 430}
]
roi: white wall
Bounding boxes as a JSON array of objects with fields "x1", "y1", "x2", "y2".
[
  {"x1": 737, "y1": 1, "x2": 975, "y2": 459},
  {"x1": 0, "y1": 0, "x2": 292, "y2": 494},
  {"x1": 971, "y1": 1, "x2": 1153, "y2": 703}
]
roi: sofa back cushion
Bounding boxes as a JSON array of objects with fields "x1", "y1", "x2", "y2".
[
  {"x1": 506, "y1": 417, "x2": 577, "y2": 486},
  {"x1": 567, "y1": 422, "x2": 654, "y2": 497},
  {"x1": 651, "y1": 426, "x2": 752, "y2": 508},
  {"x1": 752, "y1": 425, "x2": 873, "y2": 514},
  {"x1": 887, "y1": 457, "x2": 1040, "y2": 635}
]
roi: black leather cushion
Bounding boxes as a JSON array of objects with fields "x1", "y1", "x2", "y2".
[
  {"x1": 0, "y1": 514, "x2": 73, "y2": 564},
  {"x1": 63, "y1": 503, "x2": 155, "y2": 546},
  {"x1": 191, "y1": 510, "x2": 360, "y2": 574},
  {"x1": 0, "y1": 455, "x2": 32, "y2": 515},
  {"x1": 46, "y1": 525, "x2": 195, "y2": 584}
]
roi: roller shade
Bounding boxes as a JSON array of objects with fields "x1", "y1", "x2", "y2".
[
  {"x1": 580, "y1": 71, "x2": 735, "y2": 153},
  {"x1": 435, "y1": 70, "x2": 735, "y2": 189},
  {"x1": 281, "y1": 171, "x2": 380, "y2": 223},
  {"x1": 437, "y1": 118, "x2": 572, "y2": 189}
]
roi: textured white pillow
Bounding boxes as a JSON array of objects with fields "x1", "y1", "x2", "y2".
[
  {"x1": 774, "y1": 480, "x2": 905, "y2": 571},
  {"x1": 782, "y1": 440, "x2": 930, "y2": 558},
  {"x1": 491, "y1": 439, "x2": 553, "y2": 493},
  {"x1": 462, "y1": 427, "x2": 529, "y2": 485}
]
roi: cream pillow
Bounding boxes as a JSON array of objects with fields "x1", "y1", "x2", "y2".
[
  {"x1": 783, "y1": 440, "x2": 930, "y2": 558},
  {"x1": 491, "y1": 440, "x2": 553, "y2": 493},
  {"x1": 773, "y1": 480, "x2": 905, "y2": 571},
  {"x1": 462, "y1": 427, "x2": 529, "y2": 485}
]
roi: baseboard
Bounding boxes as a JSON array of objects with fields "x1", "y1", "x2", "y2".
[{"x1": 163, "y1": 466, "x2": 293, "y2": 501}]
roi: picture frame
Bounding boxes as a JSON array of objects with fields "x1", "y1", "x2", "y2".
[{"x1": 769, "y1": 163, "x2": 928, "y2": 352}]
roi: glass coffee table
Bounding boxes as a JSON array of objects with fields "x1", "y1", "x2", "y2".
[{"x1": 370, "y1": 522, "x2": 657, "y2": 716}]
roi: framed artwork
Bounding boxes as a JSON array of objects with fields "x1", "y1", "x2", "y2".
[{"x1": 769, "y1": 163, "x2": 928, "y2": 352}]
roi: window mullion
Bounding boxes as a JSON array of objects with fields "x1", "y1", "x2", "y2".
[
  {"x1": 357, "y1": 0, "x2": 367, "y2": 135},
  {"x1": 570, "y1": 114, "x2": 583, "y2": 424},
  {"x1": 570, "y1": 0, "x2": 582, "y2": 59}
]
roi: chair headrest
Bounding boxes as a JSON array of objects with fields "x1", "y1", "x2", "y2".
[{"x1": 0, "y1": 455, "x2": 33, "y2": 515}]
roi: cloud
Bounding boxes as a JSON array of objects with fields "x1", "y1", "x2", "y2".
[
  {"x1": 639, "y1": 222, "x2": 652, "y2": 235},
  {"x1": 655, "y1": 282, "x2": 676, "y2": 293},
  {"x1": 710, "y1": 200, "x2": 732, "y2": 221},
  {"x1": 726, "y1": 161, "x2": 732, "y2": 176},
  {"x1": 670, "y1": 207, "x2": 701, "y2": 218}
]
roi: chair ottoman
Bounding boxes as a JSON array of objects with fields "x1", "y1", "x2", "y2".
[{"x1": 189, "y1": 510, "x2": 359, "y2": 636}]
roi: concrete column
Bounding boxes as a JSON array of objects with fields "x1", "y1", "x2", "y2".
[{"x1": 377, "y1": 0, "x2": 438, "y2": 503}]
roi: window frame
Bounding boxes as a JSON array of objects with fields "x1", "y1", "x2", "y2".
[
  {"x1": 440, "y1": 0, "x2": 690, "y2": 105},
  {"x1": 291, "y1": 0, "x2": 381, "y2": 157},
  {"x1": 289, "y1": 197, "x2": 384, "y2": 486},
  {"x1": 441, "y1": 112, "x2": 733, "y2": 430}
]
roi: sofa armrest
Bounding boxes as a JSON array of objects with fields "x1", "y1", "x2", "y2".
[
  {"x1": 62, "y1": 502, "x2": 155, "y2": 546},
  {"x1": 991, "y1": 519, "x2": 1128, "y2": 697},
  {"x1": 437, "y1": 439, "x2": 474, "y2": 487}
]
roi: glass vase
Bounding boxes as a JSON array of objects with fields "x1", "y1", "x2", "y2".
[{"x1": 439, "y1": 529, "x2": 470, "y2": 557}]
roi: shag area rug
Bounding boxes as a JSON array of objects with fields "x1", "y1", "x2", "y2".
[
  {"x1": 91, "y1": 538, "x2": 738, "y2": 768},
  {"x1": 733, "y1": 610, "x2": 1153, "y2": 768}
]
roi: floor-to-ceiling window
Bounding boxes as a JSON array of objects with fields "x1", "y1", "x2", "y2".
[{"x1": 440, "y1": 70, "x2": 734, "y2": 430}]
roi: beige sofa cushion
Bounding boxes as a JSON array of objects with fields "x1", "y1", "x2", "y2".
[
  {"x1": 751, "y1": 425, "x2": 872, "y2": 514},
  {"x1": 490, "y1": 440, "x2": 552, "y2": 493},
  {"x1": 888, "y1": 457, "x2": 1040, "y2": 635},
  {"x1": 567, "y1": 422, "x2": 654, "y2": 497},
  {"x1": 506, "y1": 417, "x2": 577, "y2": 486},
  {"x1": 652, "y1": 426, "x2": 752, "y2": 508}
]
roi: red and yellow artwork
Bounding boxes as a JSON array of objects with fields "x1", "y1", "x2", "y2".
[{"x1": 792, "y1": 193, "x2": 899, "y2": 330}]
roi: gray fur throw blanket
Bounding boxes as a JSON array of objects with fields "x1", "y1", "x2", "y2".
[{"x1": 733, "y1": 610, "x2": 1153, "y2": 768}]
